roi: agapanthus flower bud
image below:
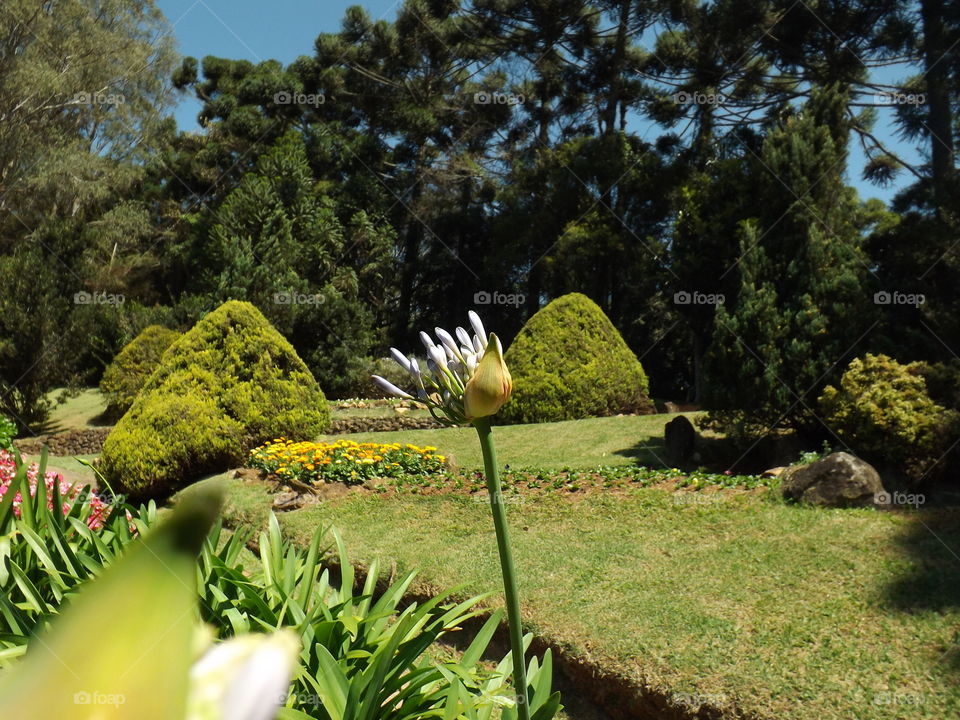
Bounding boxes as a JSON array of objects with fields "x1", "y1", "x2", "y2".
[
  {"x1": 372, "y1": 312, "x2": 511, "y2": 425},
  {"x1": 464, "y1": 334, "x2": 512, "y2": 420}
]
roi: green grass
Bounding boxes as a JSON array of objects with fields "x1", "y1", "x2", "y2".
[
  {"x1": 316, "y1": 413, "x2": 686, "y2": 469},
  {"x1": 22, "y1": 453, "x2": 99, "y2": 487},
  {"x1": 45, "y1": 388, "x2": 110, "y2": 431},
  {"x1": 216, "y1": 478, "x2": 960, "y2": 720},
  {"x1": 331, "y1": 404, "x2": 434, "y2": 419}
]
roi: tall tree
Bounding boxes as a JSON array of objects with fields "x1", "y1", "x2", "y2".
[
  {"x1": 703, "y1": 87, "x2": 873, "y2": 437},
  {"x1": 200, "y1": 131, "x2": 395, "y2": 396},
  {"x1": 0, "y1": 0, "x2": 177, "y2": 428}
]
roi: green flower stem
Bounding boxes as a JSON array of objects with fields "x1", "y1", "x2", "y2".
[{"x1": 473, "y1": 417, "x2": 530, "y2": 719}]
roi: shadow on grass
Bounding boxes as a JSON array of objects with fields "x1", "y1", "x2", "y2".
[
  {"x1": 884, "y1": 509, "x2": 960, "y2": 611},
  {"x1": 612, "y1": 433, "x2": 738, "y2": 472},
  {"x1": 882, "y1": 508, "x2": 960, "y2": 676},
  {"x1": 612, "y1": 439, "x2": 669, "y2": 467}
]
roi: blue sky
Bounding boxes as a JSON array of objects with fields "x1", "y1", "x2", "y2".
[{"x1": 154, "y1": 0, "x2": 919, "y2": 204}]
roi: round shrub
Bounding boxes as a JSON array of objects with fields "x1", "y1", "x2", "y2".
[
  {"x1": 497, "y1": 293, "x2": 654, "y2": 424},
  {"x1": 99, "y1": 325, "x2": 180, "y2": 420},
  {"x1": 100, "y1": 301, "x2": 331, "y2": 499},
  {"x1": 819, "y1": 353, "x2": 959, "y2": 485}
]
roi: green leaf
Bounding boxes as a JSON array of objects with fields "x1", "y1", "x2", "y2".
[
  {"x1": 0, "y1": 482, "x2": 223, "y2": 720},
  {"x1": 310, "y1": 644, "x2": 349, "y2": 720}
]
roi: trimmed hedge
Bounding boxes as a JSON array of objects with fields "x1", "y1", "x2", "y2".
[
  {"x1": 100, "y1": 301, "x2": 330, "y2": 499},
  {"x1": 99, "y1": 325, "x2": 180, "y2": 420},
  {"x1": 819, "y1": 353, "x2": 959, "y2": 485},
  {"x1": 497, "y1": 293, "x2": 654, "y2": 424}
]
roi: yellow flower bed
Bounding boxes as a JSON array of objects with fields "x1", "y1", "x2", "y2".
[{"x1": 249, "y1": 438, "x2": 447, "y2": 485}]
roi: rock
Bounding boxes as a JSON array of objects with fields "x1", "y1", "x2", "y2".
[
  {"x1": 780, "y1": 452, "x2": 884, "y2": 508},
  {"x1": 664, "y1": 415, "x2": 696, "y2": 464},
  {"x1": 272, "y1": 491, "x2": 320, "y2": 512},
  {"x1": 14, "y1": 427, "x2": 113, "y2": 456},
  {"x1": 327, "y1": 416, "x2": 442, "y2": 434},
  {"x1": 231, "y1": 467, "x2": 265, "y2": 482},
  {"x1": 313, "y1": 481, "x2": 351, "y2": 501},
  {"x1": 272, "y1": 491, "x2": 301, "y2": 511},
  {"x1": 362, "y1": 476, "x2": 390, "y2": 491}
]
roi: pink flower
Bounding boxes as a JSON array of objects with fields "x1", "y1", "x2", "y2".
[{"x1": 0, "y1": 450, "x2": 117, "y2": 530}]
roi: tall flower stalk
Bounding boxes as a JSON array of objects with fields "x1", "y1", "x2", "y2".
[{"x1": 373, "y1": 311, "x2": 531, "y2": 718}]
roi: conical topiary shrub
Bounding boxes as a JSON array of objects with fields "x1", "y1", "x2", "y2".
[
  {"x1": 497, "y1": 293, "x2": 654, "y2": 424},
  {"x1": 99, "y1": 325, "x2": 180, "y2": 421},
  {"x1": 100, "y1": 301, "x2": 331, "y2": 499}
]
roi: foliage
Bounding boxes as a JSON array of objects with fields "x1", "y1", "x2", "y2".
[
  {"x1": 368, "y1": 465, "x2": 771, "y2": 495},
  {"x1": 360, "y1": 357, "x2": 425, "y2": 400},
  {"x1": 792, "y1": 441, "x2": 836, "y2": 467},
  {"x1": 250, "y1": 439, "x2": 446, "y2": 485},
  {"x1": 0, "y1": 450, "x2": 116, "y2": 529},
  {"x1": 0, "y1": 0, "x2": 179, "y2": 429},
  {"x1": 819, "y1": 353, "x2": 959, "y2": 484},
  {"x1": 498, "y1": 293, "x2": 654, "y2": 424},
  {"x1": 0, "y1": 484, "x2": 238, "y2": 720},
  {"x1": 703, "y1": 87, "x2": 872, "y2": 437},
  {"x1": 197, "y1": 131, "x2": 393, "y2": 398},
  {"x1": 0, "y1": 417, "x2": 15, "y2": 451},
  {"x1": 99, "y1": 301, "x2": 330, "y2": 499},
  {"x1": 0, "y1": 451, "x2": 560, "y2": 720},
  {"x1": 0, "y1": 450, "x2": 144, "y2": 663},
  {"x1": 99, "y1": 324, "x2": 180, "y2": 420},
  {"x1": 197, "y1": 514, "x2": 562, "y2": 719}
]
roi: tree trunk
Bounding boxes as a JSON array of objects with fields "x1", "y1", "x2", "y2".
[
  {"x1": 602, "y1": 0, "x2": 631, "y2": 136},
  {"x1": 920, "y1": 0, "x2": 955, "y2": 212}
]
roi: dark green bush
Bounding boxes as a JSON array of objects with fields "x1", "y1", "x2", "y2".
[
  {"x1": 819, "y1": 353, "x2": 959, "y2": 485},
  {"x1": 100, "y1": 301, "x2": 330, "y2": 499},
  {"x1": 915, "y1": 359, "x2": 960, "y2": 411},
  {"x1": 99, "y1": 324, "x2": 180, "y2": 420},
  {"x1": 498, "y1": 293, "x2": 654, "y2": 424}
]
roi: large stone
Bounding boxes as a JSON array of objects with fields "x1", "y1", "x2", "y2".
[
  {"x1": 780, "y1": 452, "x2": 884, "y2": 507},
  {"x1": 664, "y1": 415, "x2": 696, "y2": 465}
]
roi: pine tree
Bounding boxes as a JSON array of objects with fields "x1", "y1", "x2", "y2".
[
  {"x1": 703, "y1": 87, "x2": 873, "y2": 438},
  {"x1": 201, "y1": 131, "x2": 391, "y2": 397}
]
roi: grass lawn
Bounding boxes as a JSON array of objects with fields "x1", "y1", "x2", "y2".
[
  {"x1": 45, "y1": 388, "x2": 110, "y2": 431},
  {"x1": 22, "y1": 453, "x2": 99, "y2": 487},
  {"x1": 215, "y1": 477, "x2": 960, "y2": 720},
  {"x1": 316, "y1": 413, "x2": 686, "y2": 469},
  {"x1": 332, "y1": 404, "x2": 434, "y2": 419}
]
